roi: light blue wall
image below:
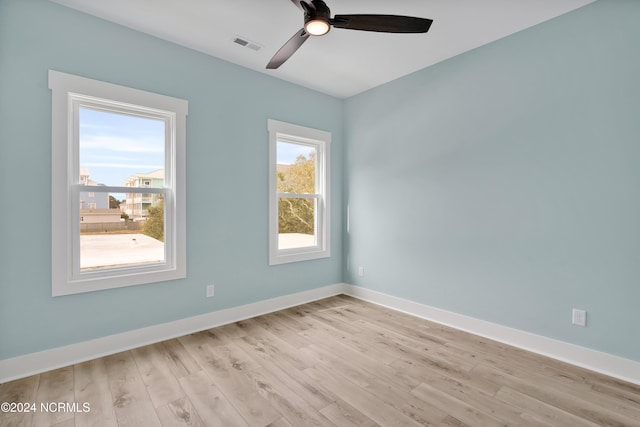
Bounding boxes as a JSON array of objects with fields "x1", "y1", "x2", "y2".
[
  {"x1": 2, "y1": 0, "x2": 638, "y2": 365},
  {"x1": 344, "y1": 0, "x2": 640, "y2": 362},
  {"x1": 0, "y1": 0, "x2": 343, "y2": 359}
]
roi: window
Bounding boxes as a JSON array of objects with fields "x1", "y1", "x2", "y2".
[
  {"x1": 268, "y1": 119, "x2": 330, "y2": 265},
  {"x1": 49, "y1": 70, "x2": 188, "y2": 296}
]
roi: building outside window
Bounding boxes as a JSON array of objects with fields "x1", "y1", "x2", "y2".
[{"x1": 123, "y1": 170, "x2": 165, "y2": 221}]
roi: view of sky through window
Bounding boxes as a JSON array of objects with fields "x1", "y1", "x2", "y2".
[
  {"x1": 79, "y1": 107, "x2": 165, "y2": 187},
  {"x1": 277, "y1": 141, "x2": 314, "y2": 165}
]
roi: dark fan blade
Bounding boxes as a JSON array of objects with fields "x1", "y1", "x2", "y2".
[
  {"x1": 331, "y1": 15, "x2": 433, "y2": 33},
  {"x1": 289, "y1": 0, "x2": 314, "y2": 12},
  {"x1": 267, "y1": 28, "x2": 310, "y2": 69}
]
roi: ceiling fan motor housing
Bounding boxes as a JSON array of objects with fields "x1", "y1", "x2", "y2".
[{"x1": 304, "y1": 0, "x2": 331, "y2": 35}]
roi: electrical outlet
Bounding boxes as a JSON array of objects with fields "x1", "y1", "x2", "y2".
[
  {"x1": 572, "y1": 308, "x2": 586, "y2": 327},
  {"x1": 358, "y1": 266, "x2": 365, "y2": 277},
  {"x1": 206, "y1": 284, "x2": 215, "y2": 298}
]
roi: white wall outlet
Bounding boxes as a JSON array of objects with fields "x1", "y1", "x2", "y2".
[
  {"x1": 206, "y1": 284, "x2": 215, "y2": 298},
  {"x1": 358, "y1": 266, "x2": 365, "y2": 277},
  {"x1": 572, "y1": 308, "x2": 586, "y2": 327}
]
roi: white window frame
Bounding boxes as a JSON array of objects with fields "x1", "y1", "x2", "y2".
[
  {"x1": 268, "y1": 119, "x2": 330, "y2": 265},
  {"x1": 49, "y1": 70, "x2": 188, "y2": 296}
]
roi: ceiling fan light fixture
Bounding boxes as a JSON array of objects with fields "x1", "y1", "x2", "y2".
[{"x1": 305, "y1": 18, "x2": 330, "y2": 36}]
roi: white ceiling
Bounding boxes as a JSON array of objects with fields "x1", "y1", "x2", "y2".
[{"x1": 50, "y1": 0, "x2": 595, "y2": 98}]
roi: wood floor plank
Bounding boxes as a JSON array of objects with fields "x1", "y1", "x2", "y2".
[
  {"x1": 0, "y1": 375, "x2": 39, "y2": 427},
  {"x1": 590, "y1": 381, "x2": 640, "y2": 410},
  {"x1": 178, "y1": 370, "x2": 247, "y2": 427},
  {"x1": 411, "y1": 382, "x2": 508, "y2": 427},
  {"x1": 180, "y1": 338, "x2": 281, "y2": 426},
  {"x1": 411, "y1": 372, "x2": 532, "y2": 426},
  {"x1": 304, "y1": 366, "x2": 426, "y2": 427},
  {"x1": 131, "y1": 342, "x2": 185, "y2": 408},
  {"x1": 266, "y1": 417, "x2": 295, "y2": 427},
  {"x1": 276, "y1": 307, "x2": 317, "y2": 331},
  {"x1": 337, "y1": 301, "x2": 448, "y2": 345},
  {"x1": 436, "y1": 415, "x2": 468, "y2": 427},
  {"x1": 495, "y1": 386, "x2": 600, "y2": 427},
  {"x1": 300, "y1": 345, "x2": 449, "y2": 425},
  {"x1": 155, "y1": 395, "x2": 205, "y2": 427},
  {"x1": 528, "y1": 369, "x2": 640, "y2": 421},
  {"x1": 241, "y1": 366, "x2": 335, "y2": 427},
  {"x1": 303, "y1": 339, "x2": 410, "y2": 393},
  {"x1": 473, "y1": 362, "x2": 640, "y2": 426},
  {"x1": 266, "y1": 310, "x2": 312, "y2": 334},
  {"x1": 104, "y1": 351, "x2": 162, "y2": 427},
  {"x1": 390, "y1": 354, "x2": 500, "y2": 397},
  {"x1": 351, "y1": 319, "x2": 476, "y2": 371},
  {"x1": 250, "y1": 313, "x2": 310, "y2": 349},
  {"x1": 219, "y1": 339, "x2": 336, "y2": 426},
  {"x1": 214, "y1": 321, "x2": 253, "y2": 341},
  {"x1": 74, "y1": 358, "x2": 118, "y2": 427},
  {"x1": 309, "y1": 309, "x2": 367, "y2": 336},
  {"x1": 319, "y1": 399, "x2": 379, "y2": 427},
  {"x1": 161, "y1": 339, "x2": 202, "y2": 379},
  {"x1": 238, "y1": 321, "x2": 314, "y2": 372},
  {"x1": 300, "y1": 316, "x2": 399, "y2": 366},
  {"x1": 304, "y1": 296, "x2": 350, "y2": 311},
  {"x1": 32, "y1": 366, "x2": 75, "y2": 427},
  {"x1": 50, "y1": 419, "x2": 75, "y2": 427},
  {"x1": 2, "y1": 295, "x2": 639, "y2": 427},
  {"x1": 587, "y1": 372, "x2": 640, "y2": 395},
  {"x1": 233, "y1": 335, "x2": 336, "y2": 411}
]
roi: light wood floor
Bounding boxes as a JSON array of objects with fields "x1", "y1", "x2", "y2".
[{"x1": 2, "y1": 295, "x2": 639, "y2": 426}]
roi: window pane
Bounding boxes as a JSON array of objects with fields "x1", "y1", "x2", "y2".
[
  {"x1": 79, "y1": 193, "x2": 165, "y2": 270},
  {"x1": 276, "y1": 141, "x2": 316, "y2": 193},
  {"x1": 268, "y1": 120, "x2": 330, "y2": 265},
  {"x1": 78, "y1": 108, "x2": 166, "y2": 271},
  {"x1": 79, "y1": 108, "x2": 165, "y2": 186},
  {"x1": 278, "y1": 197, "x2": 316, "y2": 250}
]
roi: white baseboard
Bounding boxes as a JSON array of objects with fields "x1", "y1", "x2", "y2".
[
  {"x1": 343, "y1": 284, "x2": 640, "y2": 386},
  {"x1": 0, "y1": 283, "x2": 347, "y2": 383},
  {"x1": 3, "y1": 282, "x2": 639, "y2": 386}
]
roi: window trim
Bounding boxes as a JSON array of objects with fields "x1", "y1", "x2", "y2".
[
  {"x1": 268, "y1": 119, "x2": 331, "y2": 265},
  {"x1": 49, "y1": 70, "x2": 188, "y2": 296}
]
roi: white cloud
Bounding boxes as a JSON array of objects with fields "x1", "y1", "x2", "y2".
[
  {"x1": 82, "y1": 162, "x2": 164, "y2": 169},
  {"x1": 80, "y1": 135, "x2": 164, "y2": 153}
]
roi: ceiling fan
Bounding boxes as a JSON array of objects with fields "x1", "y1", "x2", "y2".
[{"x1": 267, "y1": 0, "x2": 433, "y2": 69}]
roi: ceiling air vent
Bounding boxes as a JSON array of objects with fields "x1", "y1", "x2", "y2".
[{"x1": 233, "y1": 36, "x2": 263, "y2": 52}]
